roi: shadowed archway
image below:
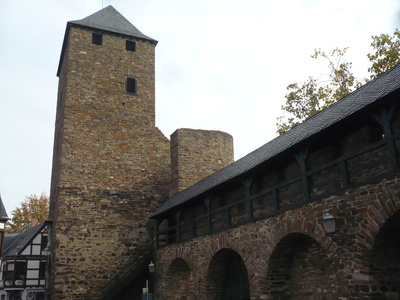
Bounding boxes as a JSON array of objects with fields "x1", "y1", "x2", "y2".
[
  {"x1": 370, "y1": 210, "x2": 400, "y2": 298},
  {"x1": 164, "y1": 258, "x2": 193, "y2": 299},
  {"x1": 266, "y1": 232, "x2": 337, "y2": 299},
  {"x1": 207, "y1": 248, "x2": 250, "y2": 300}
]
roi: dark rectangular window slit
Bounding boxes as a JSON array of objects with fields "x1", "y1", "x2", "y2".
[
  {"x1": 126, "y1": 77, "x2": 137, "y2": 94},
  {"x1": 92, "y1": 33, "x2": 103, "y2": 45},
  {"x1": 126, "y1": 40, "x2": 136, "y2": 51}
]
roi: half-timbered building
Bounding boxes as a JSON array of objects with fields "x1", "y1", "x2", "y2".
[{"x1": 0, "y1": 222, "x2": 50, "y2": 300}]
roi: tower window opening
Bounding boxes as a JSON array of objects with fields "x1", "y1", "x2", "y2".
[
  {"x1": 126, "y1": 77, "x2": 137, "y2": 94},
  {"x1": 126, "y1": 40, "x2": 136, "y2": 51},
  {"x1": 92, "y1": 33, "x2": 103, "y2": 45}
]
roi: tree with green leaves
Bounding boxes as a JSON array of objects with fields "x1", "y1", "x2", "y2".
[
  {"x1": 276, "y1": 29, "x2": 400, "y2": 135},
  {"x1": 6, "y1": 193, "x2": 49, "y2": 233},
  {"x1": 367, "y1": 29, "x2": 400, "y2": 78}
]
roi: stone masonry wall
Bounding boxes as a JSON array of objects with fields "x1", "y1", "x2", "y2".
[
  {"x1": 170, "y1": 128, "x2": 234, "y2": 196},
  {"x1": 156, "y1": 176, "x2": 400, "y2": 299},
  {"x1": 49, "y1": 26, "x2": 170, "y2": 299}
]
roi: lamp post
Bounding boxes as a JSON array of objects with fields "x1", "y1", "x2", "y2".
[{"x1": 143, "y1": 262, "x2": 155, "y2": 300}]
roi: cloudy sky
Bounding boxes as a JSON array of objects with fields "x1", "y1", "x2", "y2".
[{"x1": 0, "y1": 0, "x2": 399, "y2": 214}]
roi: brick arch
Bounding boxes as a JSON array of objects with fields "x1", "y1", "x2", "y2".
[
  {"x1": 263, "y1": 208, "x2": 335, "y2": 260},
  {"x1": 193, "y1": 234, "x2": 264, "y2": 298},
  {"x1": 206, "y1": 248, "x2": 250, "y2": 300},
  {"x1": 162, "y1": 247, "x2": 197, "y2": 272},
  {"x1": 163, "y1": 257, "x2": 194, "y2": 300},
  {"x1": 156, "y1": 236, "x2": 254, "y2": 299},
  {"x1": 265, "y1": 232, "x2": 338, "y2": 299},
  {"x1": 355, "y1": 187, "x2": 400, "y2": 274},
  {"x1": 200, "y1": 234, "x2": 253, "y2": 271},
  {"x1": 369, "y1": 209, "x2": 400, "y2": 297}
]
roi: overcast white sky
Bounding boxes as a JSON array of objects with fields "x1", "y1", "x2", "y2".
[{"x1": 0, "y1": 0, "x2": 399, "y2": 215}]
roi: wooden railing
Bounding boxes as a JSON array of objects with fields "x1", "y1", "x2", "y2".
[{"x1": 157, "y1": 130, "x2": 400, "y2": 247}]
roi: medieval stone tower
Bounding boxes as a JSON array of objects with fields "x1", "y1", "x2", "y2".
[
  {"x1": 49, "y1": 6, "x2": 171, "y2": 299},
  {"x1": 49, "y1": 6, "x2": 234, "y2": 299}
]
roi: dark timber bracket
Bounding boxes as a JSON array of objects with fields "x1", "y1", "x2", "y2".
[{"x1": 295, "y1": 148, "x2": 311, "y2": 203}]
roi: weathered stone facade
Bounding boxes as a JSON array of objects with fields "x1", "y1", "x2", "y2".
[
  {"x1": 49, "y1": 14, "x2": 171, "y2": 299},
  {"x1": 49, "y1": 7, "x2": 233, "y2": 299},
  {"x1": 156, "y1": 177, "x2": 400, "y2": 299},
  {"x1": 170, "y1": 128, "x2": 234, "y2": 195}
]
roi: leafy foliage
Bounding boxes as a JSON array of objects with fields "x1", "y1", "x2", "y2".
[
  {"x1": 6, "y1": 193, "x2": 49, "y2": 233},
  {"x1": 276, "y1": 47, "x2": 363, "y2": 135},
  {"x1": 367, "y1": 29, "x2": 400, "y2": 79},
  {"x1": 276, "y1": 29, "x2": 400, "y2": 135}
]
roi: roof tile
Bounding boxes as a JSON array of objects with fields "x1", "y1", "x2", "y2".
[{"x1": 69, "y1": 5, "x2": 157, "y2": 43}]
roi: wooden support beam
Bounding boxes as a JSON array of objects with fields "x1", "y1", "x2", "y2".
[{"x1": 295, "y1": 149, "x2": 311, "y2": 203}]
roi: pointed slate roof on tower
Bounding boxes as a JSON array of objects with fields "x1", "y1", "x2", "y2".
[
  {"x1": 69, "y1": 6, "x2": 157, "y2": 43},
  {"x1": 57, "y1": 6, "x2": 157, "y2": 76}
]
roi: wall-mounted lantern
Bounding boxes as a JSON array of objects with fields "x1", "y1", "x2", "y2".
[
  {"x1": 322, "y1": 211, "x2": 336, "y2": 233},
  {"x1": 148, "y1": 261, "x2": 155, "y2": 273}
]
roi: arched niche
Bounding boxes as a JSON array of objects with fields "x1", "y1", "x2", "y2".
[
  {"x1": 370, "y1": 210, "x2": 400, "y2": 298},
  {"x1": 164, "y1": 258, "x2": 192, "y2": 299},
  {"x1": 207, "y1": 248, "x2": 250, "y2": 300},
  {"x1": 266, "y1": 232, "x2": 337, "y2": 299}
]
